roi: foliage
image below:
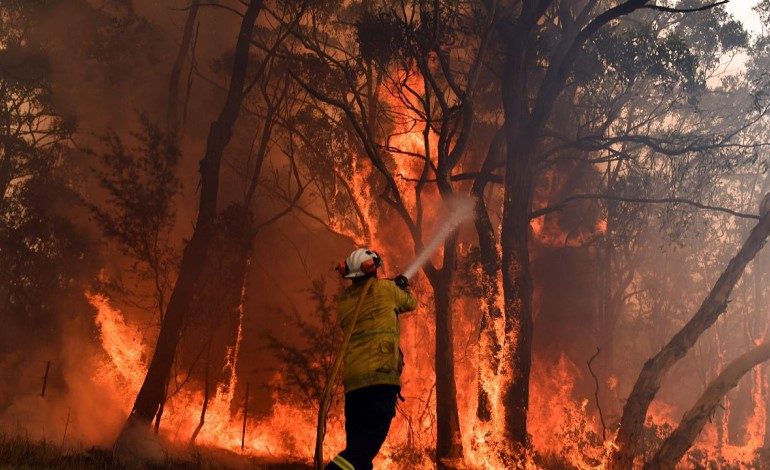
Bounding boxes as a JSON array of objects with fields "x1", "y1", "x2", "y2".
[
  {"x1": 0, "y1": 0, "x2": 92, "y2": 350},
  {"x1": 587, "y1": 26, "x2": 703, "y2": 93},
  {"x1": 87, "y1": 115, "x2": 180, "y2": 318},
  {"x1": 264, "y1": 278, "x2": 342, "y2": 410}
]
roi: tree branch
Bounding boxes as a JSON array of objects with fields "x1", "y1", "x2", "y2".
[
  {"x1": 587, "y1": 347, "x2": 607, "y2": 442},
  {"x1": 532, "y1": 194, "x2": 759, "y2": 220},
  {"x1": 643, "y1": 1, "x2": 728, "y2": 13}
]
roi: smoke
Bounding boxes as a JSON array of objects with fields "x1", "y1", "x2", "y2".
[
  {"x1": 2, "y1": 1, "x2": 769, "y2": 468},
  {"x1": 0, "y1": 307, "x2": 130, "y2": 448},
  {"x1": 401, "y1": 196, "x2": 476, "y2": 279}
]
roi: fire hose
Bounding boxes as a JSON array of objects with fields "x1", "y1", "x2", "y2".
[
  {"x1": 313, "y1": 197, "x2": 474, "y2": 469},
  {"x1": 314, "y1": 276, "x2": 375, "y2": 470}
]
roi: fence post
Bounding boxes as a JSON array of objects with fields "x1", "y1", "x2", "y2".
[
  {"x1": 241, "y1": 382, "x2": 250, "y2": 450},
  {"x1": 41, "y1": 361, "x2": 50, "y2": 397}
]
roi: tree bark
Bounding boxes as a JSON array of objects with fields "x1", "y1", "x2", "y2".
[
  {"x1": 0, "y1": 129, "x2": 15, "y2": 214},
  {"x1": 119, "y1": 0, "x2": 263, "y2": 435},
  {"x1": 425, "y1": 233, "x2": 464, "y2": 467},
  {"x1": 499, "y1": 29, "x2": 536, "y2": 449},
  {"x1": 190, "y1": 344, "x2": 211, "y2": 445},
  {"x1": 499, "y1": 152, "x2": 534, "y2": 447},
  {"x1": 184, "y1": 205, "x2": 252, "y2": 390},
  {"x1": 644, "y1": 342, "x2": 770, "y2": 470},
  {"x1": 167, "y1": 0, "x2": 200, "y2": 136},
  {"x1": 473, "y1": 129, "x2": 504, "y2": 424},
  {"x1": 611, "y1": 206, "x2": 770, "y2": 469}
]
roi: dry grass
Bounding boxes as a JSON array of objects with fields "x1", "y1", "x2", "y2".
[
  {"x1": 0, "y1": 433, "x2": 120, "y2": 469},
  {"x1": 0, "y1": 433, "x2": 313, "y2": 469}
]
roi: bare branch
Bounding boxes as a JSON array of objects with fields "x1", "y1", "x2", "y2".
[
  {"x1": 643, "y1": 1, "x2": 728, "y2": 13},
  {"x1": 532, "y1": 194, "x2": 760, "y2": 220},
  {"x1": 587, "y1": 347, "x2": 607, "y2": 441}
]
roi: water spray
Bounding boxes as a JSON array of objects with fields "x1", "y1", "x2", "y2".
[
  {"x1": 314, "y1": 196, "x2": 475, "y2": 469},
  {"x1": 399, "y1": 196, "x2": 476, "y2": 281}
]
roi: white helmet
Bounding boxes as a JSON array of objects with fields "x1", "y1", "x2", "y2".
[{"x1": 336, "y1": 248, "x2": 382, "y2": 278}]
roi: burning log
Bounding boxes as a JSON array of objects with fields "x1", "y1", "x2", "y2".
[
  {"x1": 644, "y1": 341, "x2": 770, "y2": 469},
  {"x1": 611, "y1": 194, "x2": 770, "y2": 469}
]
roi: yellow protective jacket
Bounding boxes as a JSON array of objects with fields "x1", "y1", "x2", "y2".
[{"x1": 338, "y1": 278, "x2": 417, "y2": 392}]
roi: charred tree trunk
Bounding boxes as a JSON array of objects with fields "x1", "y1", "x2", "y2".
[
  {"x1": 118, "y1": 0, "x2": 262, "y2": 440},
  {"x1": 425, "y1": 233, "x2": 464, "y2": 467},
  {"x1": 190, "y1": 344, "x2": 211, "y2": 445},
  {"x1": 140, "y1": 7, "x2": 201, "y2": 428},
  {"x1": 185, "y1": 204, "x2": 252, "y2": 393},
  {"x1": 153, "y1": 379, "x2": 169, "y2": 434},
  {"x1": 500, "y1": 33, "x2": 536, "y2": 449},
  {"x1": 611, "y1": 206, "x2": 770, "y2": 469},
  {"x1": 714, "y1": 325, "x2": 729, "y2": 451},
  {"x1": 644, "y1": 342, "x2": 770, "y2": 470},
  {"x1": 0, "y1": 132, "x2": 15, "y2": 214},
  {"x1": 499, "y1": 153, "x2": 534, "y2": 447},
  {"x1": 473, "y1": 129, "x2": 504, "y2": 425},
  {"x1": 167, "y1": 0, "x2": 200, "y2": 135}
]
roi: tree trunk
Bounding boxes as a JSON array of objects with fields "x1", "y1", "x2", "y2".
[
  {"x1": 611, "y1": 207, "x2": 770, "y2": 469},
  {"x1": 714, "y1": 326, "x2": 729, "y2": 451},
  {"x1": 0, "y1": 132, "x2": 14, "y2": 214},
  {"x1": 499, "y1": 30, "x2": 536, "y2": 452},
  {"x1": 764, "y1": 361, "x2": 770, "y2": 449},
  {"x1": 644, "y1": 342, "x2": 770, "y2": 470},
  {"x1": 499, "y1": 153, "x2": 534, "y2": 448},
  {"x1": 118, "y1": 0, "x2": 263, "y2": 440},
  {"x1": 426, "y1": 234, "x2": 464, "y2": 467},
  {"x1": 184, "y1": 204, "x2": 252, "y2": 391},
  {"x1": 473, "y1": 129, "x2": 504, "y2": 426},
  {"x1": 167, "y1": 0, "x2": 200, "y2": 135},
  {"x1": 190, "y1": 344, "x2": 211, "y2": 445}
]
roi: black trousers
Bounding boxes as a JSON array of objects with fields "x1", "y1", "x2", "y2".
[{"x1": 326, "y1": 384, "x2": 399, "y2": 470}]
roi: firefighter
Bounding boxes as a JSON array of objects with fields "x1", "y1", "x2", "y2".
[{"x1": 327, "y1": 248, "x2": 417, "y2": 470}]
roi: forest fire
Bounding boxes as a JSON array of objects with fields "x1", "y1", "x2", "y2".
[
  {"x1": 88, "y1": 291, "x2": 343, "y2": 462},
  {"x1": 4, "y1": 1, "x2": 770, "y2": 469},
  {"x1": 87, "y1": 269, "x2": 613, "y2": 467}
]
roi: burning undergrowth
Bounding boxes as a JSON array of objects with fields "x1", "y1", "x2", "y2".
[
  {"x1": 2, "y1": 2, "x2": 770, "y2": 470},
  {"x1": 2, "y1": 275, "x2": 757, "y2": 469},
  {"x1": 1, "y1": 214, "x2": 769, "y2": 470}
]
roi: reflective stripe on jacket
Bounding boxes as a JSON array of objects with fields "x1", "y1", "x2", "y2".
[{"x1": 338, "y1": 278, "x2": 417, "y2": 392}]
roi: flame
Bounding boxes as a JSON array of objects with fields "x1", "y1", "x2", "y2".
[
  {"x1": 595, "y1": 218, "x2": 608, "y2": 235},
  {"x1": 70, "y1": 65, "x2": 770, "y2": 470},
  {"x1": 85, "y1": 292, "x2": 344, "y2": 461},
  {"x1": 529, "y1": 355, "x2": 612, "y2": 469},
  {"x1": 89, "y1": 293, "x2": 147, "y2": 402},
  {"x1": 83, "y1": 244, "x2": 770, "y2": 468},
  {"x1": 330, "y1": 156, "x2": 377, "y2": 246}
]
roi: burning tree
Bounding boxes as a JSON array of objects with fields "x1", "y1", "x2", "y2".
[
  {"x1": 116, "y1": 0, "x2": 266, "y2": 449},
  {"x1": 9, "y1": 1, "x2": 770, "y2": 469},
  {"x1": 115, "y1": 0, "x2": 313, "y2": 451},
  {"x1": 269, "y1": 0, "x2": 766, "y2": 466},
  {"x1": 285, "y1": 2, "x2": 499, "y2": 465}
]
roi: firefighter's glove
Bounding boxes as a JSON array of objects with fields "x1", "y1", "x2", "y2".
[{"x1": 394, "y1": 275, "x2": 410, "y2": 290}]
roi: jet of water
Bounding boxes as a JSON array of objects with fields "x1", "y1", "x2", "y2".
[{"x1": 402, "y1": 196, "x2": 476, "y2": 280}]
